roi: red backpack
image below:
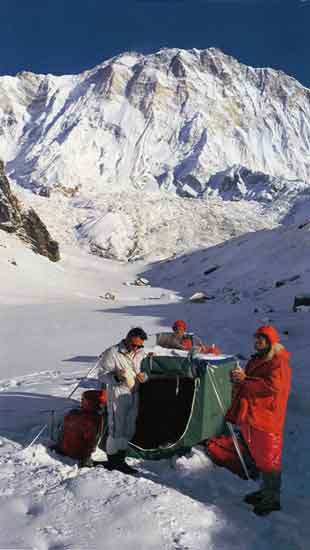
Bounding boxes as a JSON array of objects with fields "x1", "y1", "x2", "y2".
[{"x1": 57, "y1": 390, "x2": 107, "y2": 460}]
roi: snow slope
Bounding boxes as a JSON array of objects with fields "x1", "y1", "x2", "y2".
[{"x1": 0, "y1": 223, "x2": 309, "y2": 549}]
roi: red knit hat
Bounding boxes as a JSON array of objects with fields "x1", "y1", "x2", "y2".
[
  {"x1": 172, "y1": 319, "x2": 187, "y2": 331},
  {"x1": 255, "y1": 325, "x2": 280, "y2": 345}
]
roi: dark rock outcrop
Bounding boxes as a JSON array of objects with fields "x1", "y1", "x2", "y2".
[
  {"x1": 170, "y1": 54, "x2": 186, "y2": 78},
  {"x1": 0, "y1": 160, "x2": 21, "y2": 232},
  {"x1": 0, "y1": 160, "x2": 60, "y2": 261}
]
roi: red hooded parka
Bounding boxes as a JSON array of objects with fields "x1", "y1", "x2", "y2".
[{"x1": 225, "y1": 342, "x2": 291, "y2": 471}]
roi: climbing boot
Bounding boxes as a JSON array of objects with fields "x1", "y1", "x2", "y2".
[
  {"x1": 244, "y1": 489, "x2": 264, "y2": 505},
  {"x1": 78, "y1": 456, "x2": 94, "y2": 468},
  {"x1": 103, "y1": 451, "x2": 138, "y2": 475},
  {"x1": 253, "y1": 493, "x2": 281, "y2": 516},
  {"x1": 252, "y1": 471, "x2": 282, "y2": 516},
  {"x1": 114, "y1": 450, "x2": 139, "y2": 475},
  {"x1": 105, "y1": 452, "x2": 122, "y2": 470}
]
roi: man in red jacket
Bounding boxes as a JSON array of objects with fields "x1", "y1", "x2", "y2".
[
  {"x1": 172, "y1": 320, "x2": 221, "y2": 354},
  {"x1": 226, "y1": 325, "x2": 291, "y2": 516}
]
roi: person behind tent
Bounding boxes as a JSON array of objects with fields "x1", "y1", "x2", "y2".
[
  {"x1": 172, "y1": 320, "x2": 221, "y2": 354},
  {"x1": 97, "y1": 327, "x2": 148, "y2": 474},
  {"x1": 226, "y1": 325, "x2": 291, "y2": 516}
]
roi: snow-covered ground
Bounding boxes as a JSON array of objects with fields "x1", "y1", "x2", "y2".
[
  {"x1": 1, "y1": 44, "x2": 309, "y2": 549},
  {"x1": 0, "y1": 224, "x2": 309, "y2": 550}
]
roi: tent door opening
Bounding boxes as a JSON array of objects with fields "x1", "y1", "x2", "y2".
[{"x1": 131, "y1": 377, "x2": 196, "y2": 450}]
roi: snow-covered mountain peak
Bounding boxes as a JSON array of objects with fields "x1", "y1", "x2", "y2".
[
  {"x1": 0, "y1": 46, "x2": 309, "y2": 260},
  {"x1": 1, "y1": 46, "x2": 309, "y2": 196}
]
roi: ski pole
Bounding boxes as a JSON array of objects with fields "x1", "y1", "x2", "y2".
[
  {"x1": 24, "y1": 423, "x2": 49, "y2": 450},
  {"x1": 24, "y1": 358, "x2": 101, "y2": 450},
  {"x1": 67, "y1": 358, "x2": 101, "y2": 399},
  {"x1": 206, "y1": 364, "x2": 250, "y2": 480}
]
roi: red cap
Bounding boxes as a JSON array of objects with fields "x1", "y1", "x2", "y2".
[
  {"x1": 172, "y1": 319, "x2": 187, "y2": 331},
  {"x1": 255, "y1": 325, "x2": 280, "y2": 346}
]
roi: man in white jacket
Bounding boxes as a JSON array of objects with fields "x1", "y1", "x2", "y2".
[{"x1": 98, "y1": 327, "x2": 148, "y2": 473}]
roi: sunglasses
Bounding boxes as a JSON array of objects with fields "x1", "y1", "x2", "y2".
[{"x1": 131, "y1": 344, "x2": 144, "y2": 350}]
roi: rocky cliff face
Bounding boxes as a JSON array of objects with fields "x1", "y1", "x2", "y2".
[
  {"x1": 0, "y1": 48, "x2": 309, "y2": 198},
  {"x1": 0, "y1": 160, "x2": 21, "y2": 232},
  {"x1": 0, "y1": 160, "x2": 60, "y2": 261}
]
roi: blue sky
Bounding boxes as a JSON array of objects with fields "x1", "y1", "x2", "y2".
[{"x1": 1, "y1": 0, "x2": 309, "y2": 86}]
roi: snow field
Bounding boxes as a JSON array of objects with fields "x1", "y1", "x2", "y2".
[{"x1": 0, "y1": 220, "x2": 310, "y2": 549}]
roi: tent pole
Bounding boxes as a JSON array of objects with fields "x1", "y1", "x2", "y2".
[{"x1": 207, "y1": 364, "x2": 250, "y2": 480}]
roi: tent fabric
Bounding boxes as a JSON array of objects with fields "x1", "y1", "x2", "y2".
[{"x1": 129, "y1": 353, "x2": 236, "y2": 460}]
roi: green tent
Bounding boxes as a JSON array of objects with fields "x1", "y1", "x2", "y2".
[{"x1": 129, "y1": 352, "x2": 236, "y2": 460}]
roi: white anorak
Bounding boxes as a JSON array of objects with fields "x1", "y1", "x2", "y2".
[{"x1": 97, "y1": 340, "x2": 146, "y2": 455}]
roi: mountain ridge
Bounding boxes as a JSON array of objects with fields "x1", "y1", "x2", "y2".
[
  {"x1": 1, "y1": 47, "x2": 309, "y2": 194},
  {"x1": 0, "y1": 47, "x2": 309, "y2": 260}
]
